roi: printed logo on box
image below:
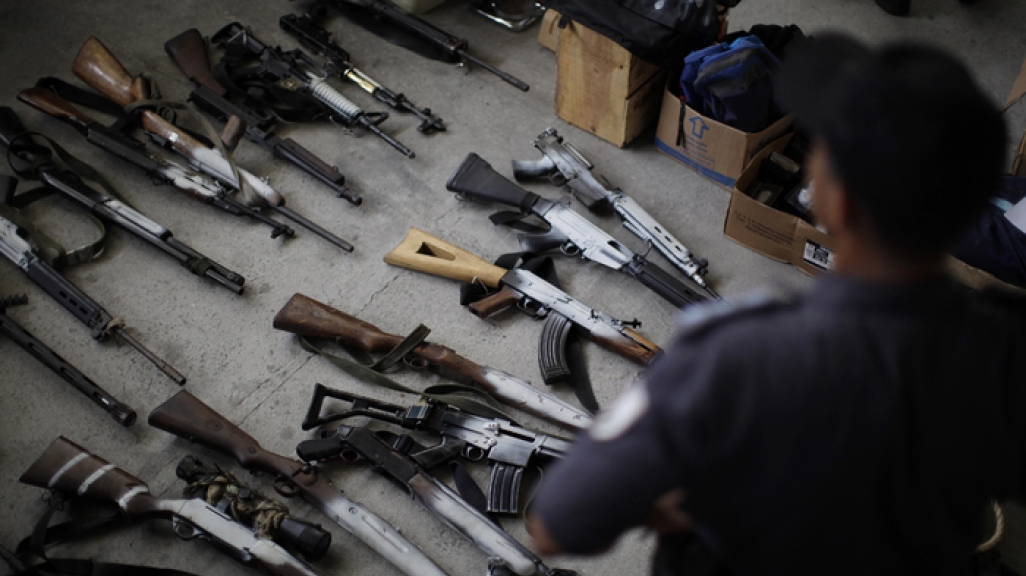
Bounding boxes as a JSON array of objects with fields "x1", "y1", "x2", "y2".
[
  {"x1": 802, "y1": 240, "x2": 835, "y2": 271},
  {"x1": 690, "y1": 117, "x2": 710, "y2": 139}
]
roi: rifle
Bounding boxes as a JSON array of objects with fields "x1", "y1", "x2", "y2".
[
  {"x1": 449, "y1": 153, "x2": 705, "y2": 309},
  {"x1": 72, "y1": 37, "x2": 355, "y2": 253},
  {"x1": 19, "y1": 436, "x2": 331, "y2": 576},
  {"x1": 0, "y1": 294, "x2": 136, "y2": 426},
  {"x1": 0, "y1": 209, "x2": 185, "y2": 386},
  {"x1": 163, "y1": 28, "x2": 361, "y2": 205},
  {"x1": 514, "y1": 128, "x2": 721, "y2": 299},
  {"x1": 384, "y1": 228, "x2": 660, "y2": 383},
  {"x1": 148, "y1": 390, "x2": 452, "y2": 576},
  {"x1": 210, "y1": 22, "x2": 414, "y2": 158},
  {"x1": 295, "y1": 424, "x2": 575, "y2": 576},
  {"x1": 323, "y1": 0, "x2": 530, "y2": 92},
  {"x1": 272, "y1": 292, "x2": 592, "y2": 430},
  {"x1": 1, "y1": 102, "x2": 245, "y2": 294},
  {"x1": 279, "y1": 4, "x2": 446, "y2": 135},
  {"x1": 303, "y1": 384, "x2": 572, "y2": 515}
]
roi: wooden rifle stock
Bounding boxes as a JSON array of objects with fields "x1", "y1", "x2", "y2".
[
  {"x1": 384, "y1": 228, "x2": 506, "y2": 287},
  {"x1": 591, "y1": 327, "x2": 660, "y2": 365},
  {"x1": 17, "y1": 87, "x2": 96, "y2": 131},
  {"x1": 164, "y1": 29, "x2": 228, "y2": 95}
]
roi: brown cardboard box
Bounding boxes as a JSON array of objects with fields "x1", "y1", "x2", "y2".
[
  {"x1": 555, "y1": 21, "x2": 667, "y2": 147},
  {"x1": 537, "y1": 9, "x2": 561, "y2": 52},
  {"x1": 655, "y1": 83, "x2": 793, "y2": 188},
  {"x1": 724, "y1": 137, "x2": 836, "y2": 277}
]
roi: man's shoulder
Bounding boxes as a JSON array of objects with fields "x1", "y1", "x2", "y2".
[{"x1": 675, "y1": 289, "x2": 801, "y2": 343}]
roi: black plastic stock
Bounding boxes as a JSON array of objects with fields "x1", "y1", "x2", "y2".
[{"x1": 446, "y1": 153, "x2": 539, "y2": 211}]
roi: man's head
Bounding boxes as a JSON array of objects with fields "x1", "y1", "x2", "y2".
[{"x1": 777, "y1": 34, "x2": 1007, "y2": 260}]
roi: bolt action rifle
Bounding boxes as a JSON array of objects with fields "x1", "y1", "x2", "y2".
[
  {"x1": 0, "y1": 294, "x2": 137, "y2": 426},
  {"x1": 303, "y1": 384, "x2": 572, "y2": 515},
  {"x1": 272, "y1": 292, "x2": 593, "y2": 431},
  {"x1": 148, "y1": 390, "x2": 452, "y2": 576},
  {"x1": 19, "y1": 437, "x2": 334, "y2": 576},
  {"x1": 514, "y1": 128, "x2": 721, "y2": 299},
  {"x1": 280, "y1": 4, "x2": 446, "y2": 134},
  {"x1": 1, "y1": 102, "x2": 245, "y2": 294},
  {"x1": 72, "y1": 37, "x2": 354, "y2": 253},
  {"x1": 322, "y1": 0, "x2": 530, "y2": 92},
  {"x1": 163, "y1": 28, "x2": 361, "y2": 205},
  {"x1": 383, "y1": 228, "x2": 661, "y2": 386},
  {"x1": 448, "y1": 153, "x2": 706, "y2": 309},
  {"x1": 210, "y1": 22, "x2": 415, "y2": 158}
]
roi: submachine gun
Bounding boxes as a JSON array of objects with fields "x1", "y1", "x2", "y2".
[
  {"x1": 280, "y1": 3, "x2": 446, "y2": 134},
  {"x1": 303, "y1": 384, "x2": 572, "y2": 515},
  {"x1": 210, "y1": 22, "x2": 415, "y2": 158}
]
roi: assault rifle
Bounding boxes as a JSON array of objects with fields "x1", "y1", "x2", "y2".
[
  {"x1": 1, "y1": 102, "x2": 245, "y2": 294},
  {"x1": 303, "y1": 384, "x2": 572, "y2": 515},
  {"x1": 210, "y1": 22, "x2": 414, "y2": 158},
  {"x1": 163, "y1": 28, "x2": 361, "y2": 205},
  {"x1": 72, "y1": 37, "x2": 354, "y2": 253},
  {"x1": 449, "y1": 153, "x2": 705, "y2": 309},
  {"x1": 323, "y1": 0, "x2": 530, "y2": 92},
  {"x1": 0, "y1": 295, "x2": 136, "y2": 426},
  {"x1": 19, "y1": 437, "x2": 331, "y2": 576},
  {"x1": 272, "y1": 293, "x2": 593, "y2": 430},
  {"x1": 296, "y1": 423, "x2": 575, "y2": 576},
  {"x1": 148, "y1": 391, "x2": 451, "y2": 576},
  {"x1": 280, "y1": 4, "x2": 446, "y2": 134},
  {"x1": 384, "y1": 228, "x2": 660, "y2": 384},
  {"x1": 0, "y1": 211, "x2": 185, "y2": 385},
  {"x1": 514, "y1": 128, "x2": 721, "y2": 299}
]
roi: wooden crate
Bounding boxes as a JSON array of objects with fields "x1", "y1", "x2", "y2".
[
  {"x1": 555, "y1": 20, "x2": 667, "y2": 147},
  {"x1": 537, "y1": 9, "x2": 561, "y2": 52}
]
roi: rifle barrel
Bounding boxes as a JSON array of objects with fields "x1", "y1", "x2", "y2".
[
  {"x1": 269, "y1": 205, "x2": 353, "y2": 253},
  {"x1": 111, "y1": 327, "x2": 186, "y2": 385},
  {"x1": 457, "y1": 50, "x2": 529, "y2": 92}
]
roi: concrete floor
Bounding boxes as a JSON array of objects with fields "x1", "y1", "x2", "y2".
[{"x1": 0, "y1": 0, "x2": 1024, "y2": 575}]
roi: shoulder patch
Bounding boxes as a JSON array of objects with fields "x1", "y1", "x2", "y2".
[
  {"x1": 676, "y1": 289, "x2": 790, "y2": 338},
  {"x1": 589, "y1": 379, "x2": 650, "y2": 442}
]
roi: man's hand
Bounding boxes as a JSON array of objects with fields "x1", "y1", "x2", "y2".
[
  {"x1": 527, "y1": 512, "x2": 564, "y2": 556},
  {"x1": 645, "y1": 489, "x2": 694, "y2": 534}
]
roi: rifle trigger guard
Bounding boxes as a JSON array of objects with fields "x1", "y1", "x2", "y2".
[
  {"x1": 403, "y1": 355, "x2": 429, "y2": 371},
  {"x1": 548, "y1": 171, "x2": 567, "y2": 186},
  {"x1": 516, "y1": 298, "x2": 547, "y2": 319},
  {"x1": 273, "y1": 476, "x2": 301, "y2": 498},
  {"x1": 559, "y1": 241, "x2": 580, "y2": 257}
]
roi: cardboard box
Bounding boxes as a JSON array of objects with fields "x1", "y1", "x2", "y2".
[
  {"x1": 555, "y1": 20, "x2": 667, "y2": 147},
  {"x1": 538, "y1": 9, "x2": 561, "y2": 52},
  {"x1": 724, "y1": 137, "x2": 836, "y2": 276},
  {"x1": 655, "y1": 83, "x2": 794, "y2": 188}
]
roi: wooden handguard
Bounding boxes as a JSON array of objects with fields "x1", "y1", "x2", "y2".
[
  {"x1": 590, "y1": 326, "x2": 660, "y2": 365},
  {"x1": 468, "y1": 286, "x2": 520, "y2": 318},
  {"x1": 17, "y1": 88, "x2": 96, "y2": 131},
  {"x1": 384, "y1": 228, "x2": 507, "y2": 287},
  {"x1": 72, "y1": 37, "x2": 150, "y2": 108}
]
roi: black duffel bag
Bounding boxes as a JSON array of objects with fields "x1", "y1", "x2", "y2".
[{"x1": 541, "y1": 0, "x2": 741, "y2": 68}]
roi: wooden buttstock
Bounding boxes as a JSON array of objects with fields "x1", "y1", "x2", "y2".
[
  {"x1": 273, "y1": 293, "x2": 403, "y2": 354},
  {"x1": 139, "y1": 110, "x2": 208, "y2": 157},
  {"x1": 589, "y1": 327, "x2": 660, "y2": 365},
  {"x1": 164, "y1": 28, "x2": 227, "y2": 95},
  {"x1": 72, "y1": 36, "x2": 149, "y2": 108},
  {"x1": 17, "y1": 88, "x2": 96, "y2": 131},
  {"x1": 384, "y1": 228, "x2": 507, "y2": 288},
  {"x1": 468, "y1": 286, "x2": 520, "y2": 318}
]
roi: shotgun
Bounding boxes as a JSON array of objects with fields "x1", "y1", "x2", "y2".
[
  {"x1": 272, "y1": 293, "x2": 592, "y2": 430},
  {"x1": 20, "y1": 437, "x2": 331, "y2": 576},
  {"x1": 148, "y1": 390, "x2": 451, "y2": 576}
]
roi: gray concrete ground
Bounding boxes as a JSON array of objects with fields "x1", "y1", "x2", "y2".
[{"x1": 0, "y1": 0, "x2": 1024, "y2": 575}]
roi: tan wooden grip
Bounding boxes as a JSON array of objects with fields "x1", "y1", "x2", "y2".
[
  {"x1": 589, "y1": 327, "x2": 660, "y2": 365},
  {"x1": 384, "y1": 228, "x2": 507, "y2": 288},
  {"x1": 468, "y1": 286, "x2": 520, "y2": 318},
  {"x1": 273, "y1": 293, "x2": 404, "y2": 354},
  {"x1": 72, "y1": 36, "x2": 150, "y2": 108},
  {"x1": 17, "y1": 88, "x2": 96, "y2": 130}
]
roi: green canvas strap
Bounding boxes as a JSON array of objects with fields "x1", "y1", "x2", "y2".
[
  {"x1": 0, "y1": 199, "x2": 105, "y2": 270},
  {"x1": 299, "y1": 327, "x2": 515, "y2": 421}
]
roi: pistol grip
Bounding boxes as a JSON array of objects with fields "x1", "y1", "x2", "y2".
[
  {"x1": 487, "y1": 462, "x2": 524, "y2": 515},
  {"x1": 468, "y1": 285, "x2": 520, "y2": 318},
  {"x1": 538, "y1": 314, "x2": 573, "y2": 385}
]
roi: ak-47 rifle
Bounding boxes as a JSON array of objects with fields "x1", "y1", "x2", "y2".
[
  {"x1": 448, "y1": 153, "x2": 705, "y2": 309},
  {"x1": 0, "y1": 201, "x2": 185, "y2": 385},
  {"x1": 72, "y1": 37, "x2": 354, "y2": 253},
  {"x1": 148, "y1": 390, "x2": 452, "y2": 576},
  {"x1": 0, "y1": 294, "x2": 136, "y2": 426},
  {"x1": 303, "y1": 384, "x2": 572, "y2": 515},
  {"x1": 280, "y1": 4, "x2": 446, "y2": 134},
  {"x1": 295, "y1": 421, "x2": 575, "y2": 576},
  {"x1": 1, "y1": 102, "x2": 245, "y2": 294},
  {"x1": 323, "y1": 0, "x2": 530, "y2": 92},
  {"x1": 272, "y1": 292, "x2": 592, "y2": 430},
  {"x1": 19, "y1": 437, "x2": 332, "y2": 576},
  {"x1": 514, "y1": 128, "x2": 721, "y2": 299},
  {"x1": 210, "y1": 22, "x2": 414, "y2": 158},
  {"x1": 384, "y1": 228, "x2": 660, "y2": 384},
  {"x1": 163, "y1": 28, "x2": 361, "y2": 205}
]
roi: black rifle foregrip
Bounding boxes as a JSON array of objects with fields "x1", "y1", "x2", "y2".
[
  {"x1": 296, "y1": 435, "x2": 346, "y2": 462},
  {"x1": 274, "y1": 138, "x2": 357, "y2": 201},
  {"x1": 25, "y1": 259, "x2": 113, "y2": 340},
  {"x1": 446, "y1": 153, "x2": 539, "y2": 211},
  {"x1": 487, "y1": 462, "x2": 524, "y2": 515},
  {"x1": 538, "y1": 313, "x2": 573, "y2": 385},
  {"x1": 626, "y1": 257, "x2": 705, "y2": 309}
]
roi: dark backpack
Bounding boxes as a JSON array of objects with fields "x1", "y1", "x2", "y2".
[{"x1": 540, "y1": 0, "x2": 739, "y2": 68}]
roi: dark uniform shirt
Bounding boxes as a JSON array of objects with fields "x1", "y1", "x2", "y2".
[{"x1": 532, "y1": 275, "x2": 1026, "y2": 575}]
